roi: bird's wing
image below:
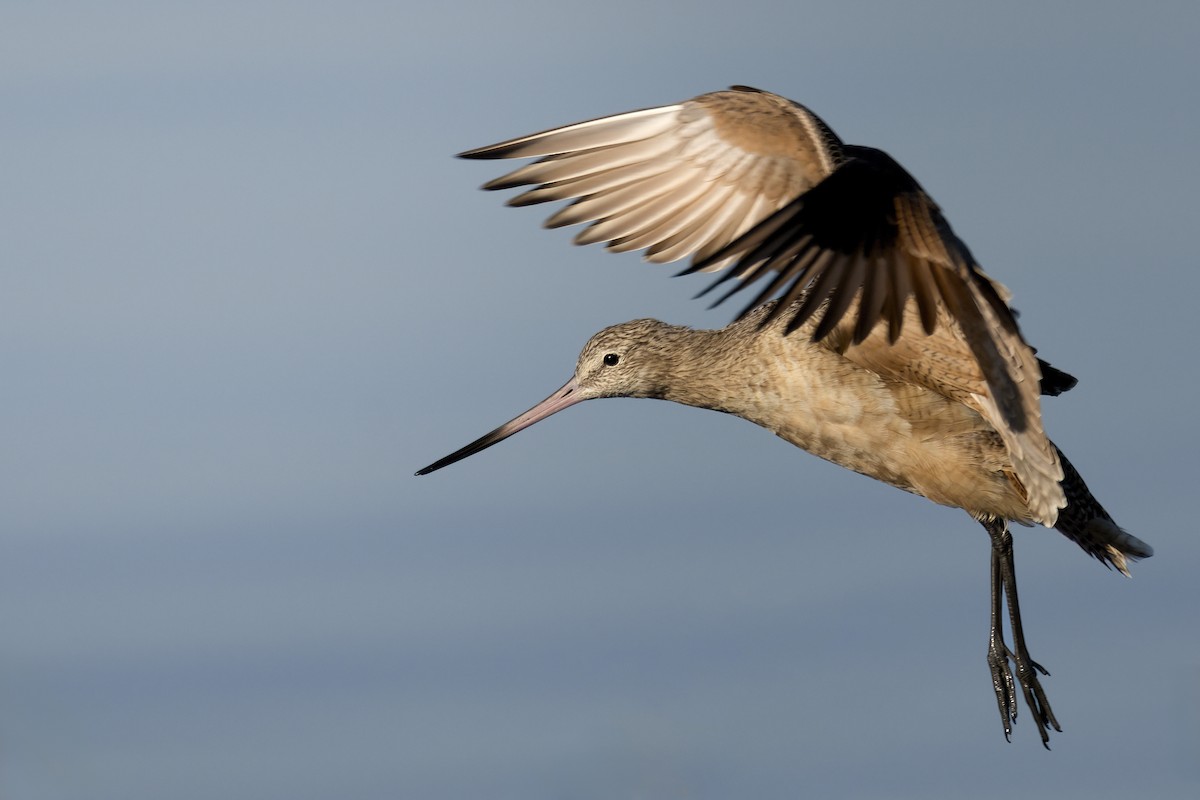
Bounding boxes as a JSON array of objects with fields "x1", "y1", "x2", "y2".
[
  {"x1": 461, "y1": 86, "x2": 843, "y2": 271},
  {"x1": 827, "y1": 299, "x2": 1065, "y2": 524}
]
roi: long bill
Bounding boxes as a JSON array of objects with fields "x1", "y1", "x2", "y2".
[{"x1": 415, "y1": 378, "x2": 585, "y2": 476}]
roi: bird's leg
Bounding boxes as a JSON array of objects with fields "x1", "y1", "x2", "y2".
[
  {"x1": 981, "y1": 517, "x2": 1062, "y2": 748},
  {"x1": 986, "y1": 528, "x2": 1018, "y2": 739}
]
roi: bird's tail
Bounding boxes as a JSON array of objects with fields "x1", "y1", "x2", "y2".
[{"x1": 1052, "y1": 446, "x2": 1152, "y2": 576}]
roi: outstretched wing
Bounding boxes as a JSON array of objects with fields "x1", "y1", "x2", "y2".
[{"x1": 461, "y1": 85, "x2": 842, "y2": 273}]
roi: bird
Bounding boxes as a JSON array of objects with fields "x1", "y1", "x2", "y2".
[{"x1": 415, "y1": 85, "x2": 1152, "y2": 747}]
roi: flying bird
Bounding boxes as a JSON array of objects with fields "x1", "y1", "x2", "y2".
[{"x1": 415, "y1": 86, "x2": 1152, "y2": 746}]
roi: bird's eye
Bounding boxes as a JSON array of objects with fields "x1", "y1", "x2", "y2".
[{"x1": 603, "y1": 353, "x2": 620, "y2": 366}]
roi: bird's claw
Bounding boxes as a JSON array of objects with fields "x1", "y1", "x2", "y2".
[
  {"x1": 988, "y1": 641, "x2": 1061, "y2": 748},
  {"x1": 988, "y1": 638, "x2": 1018, "y2": 738}
]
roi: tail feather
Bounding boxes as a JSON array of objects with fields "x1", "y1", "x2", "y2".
[
  {"x1": 1037, "y1": 357, "x2": 1077, "y2": 397},
  {"x1": 1053, "y1": 447, "x2": 1152, "y2": 576}
]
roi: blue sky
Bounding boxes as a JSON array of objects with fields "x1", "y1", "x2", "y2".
[{"x1": 3, "y1": 2, "x2": 1198, "y2": 798}]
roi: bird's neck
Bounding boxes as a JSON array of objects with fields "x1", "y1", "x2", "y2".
[
  {"x1": 656, "y1": 326, "x2": 782, "y2": 416},
  {"x1": 655, "y1": 322, "x2": 875, "y2": 435}
]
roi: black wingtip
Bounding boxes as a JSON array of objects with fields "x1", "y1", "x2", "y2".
[
  {"x1": 676, "y1": 255, "x2": 715, "y2": 277},
  {"x1": 457, "y1": 143, "x2": 521, "y2": 160},
  {"x1": 457, "y1": 144, "x2": 499, "y2": 160}
]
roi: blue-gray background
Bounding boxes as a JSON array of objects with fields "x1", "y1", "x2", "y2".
[{"x1": 4, "y1": 2, "x2": 1197, "y2": 798}]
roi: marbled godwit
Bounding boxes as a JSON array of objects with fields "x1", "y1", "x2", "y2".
[{"x1": 415, "y1": 86, "x2": 1152, "y2": 746}]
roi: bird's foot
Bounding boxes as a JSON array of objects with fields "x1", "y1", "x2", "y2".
[
  {"x1": 987, "y1": 636, "x2": 1018, "y2": 740},
  {"x1": 988, "y1": 640, "x2": 1061, "y2": 748},
  {"x1": 1011, "y1": 647, "x2": 1060, "y2": 749}
]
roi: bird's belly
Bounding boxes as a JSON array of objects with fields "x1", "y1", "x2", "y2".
[{"x1": 746, "y1": 381, "x2": 1032, "y2": 522}]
